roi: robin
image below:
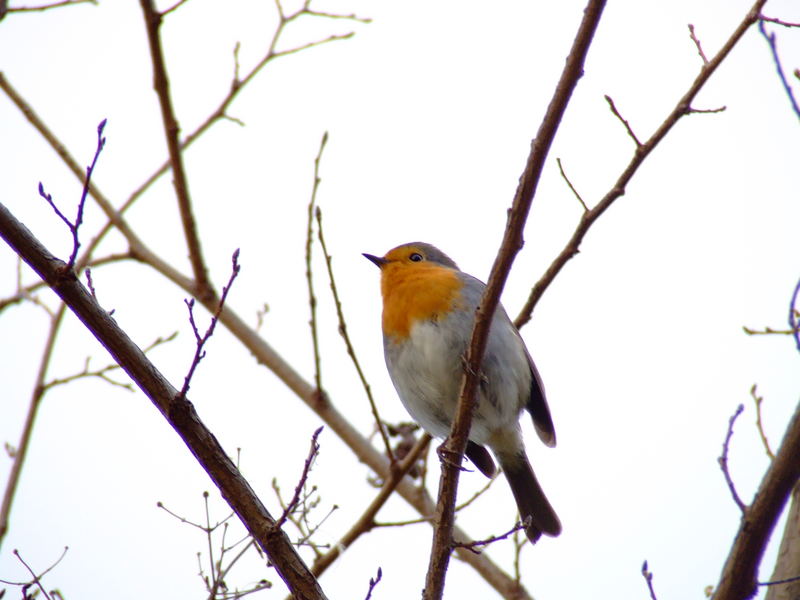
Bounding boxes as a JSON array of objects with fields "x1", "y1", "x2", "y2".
[{"x1": 363, "y1": 242, "x2": 561, "y2": 543}]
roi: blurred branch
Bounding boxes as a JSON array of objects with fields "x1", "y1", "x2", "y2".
[
  {"x1": 179, "y1": 249, "x2": 241, "y2": 399},
  {"x1": 556, "y1": 157, "x2": 588, "y2": 212},
  {"x1": 688, "y1": 24, "x2": 710, "y2": 65},
  {"x1": 453, "y1": 522, "x2": 527, "y2": 554},
  {"x1": 0, "y1": 305, "x2": 65, "y2": 549},
  {"x1": 36, "y1": 118, "x2": 106, "y2": 271},
  {"x1": 642, "y1": 560, "x2": 659, "y2": 600},
  {"x1": 604, "y1": 94, "x2": 642, "y2": 147},
  {"x1": 790, "y1": 277, "x2": 800, "y2": 352},
  {"x1": 763, "y1": 483, "x2": 800, "y2": 600},
  {"x1": 275, "y1": 427, "x2": 323, "y2": 531},
  {"x1": 0, "y1": 202, "x2": 329, "y2": 600},
  {"x1": 0, "y1": 547, "x2": 69, "y2": 600},
  {"x1": 423, "y1": 2, "x2": 606, "y2": 598},
  {"x1": 305, "y1": 134, "x2": 327, "y2": 395},
  {"x1": 713, "y1": 398, "x2": 800, "y2": 599},
  {"x1": 159, "y1": 492, "x2": 271, "y2": 600},
  {"x1": 5, "y1": 0, "x2": 94, "y2": 13},
  {"x1": 316, "y1": 205, "x2": 395, "y2": 464},
  {"x1": 719, "y1": 404, "x2": 747, "y2": 513},
  {"x1": 139, "y1": 0, "x2": 212, "y2": 300},
  {"x1": 363, "y1": 567, "x2": 382, "y2": 600},
  {"x1": 515, "y1": 0, "x2": 770, "y2": 328},
  {"x1": 305, "y1": 433, "x2": 431, "y2": 583},
  {"x1": 758, "y1": 19, "x2": 800, "y2": 119}
]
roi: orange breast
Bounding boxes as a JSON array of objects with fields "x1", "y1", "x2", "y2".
[{"x1": 380, "y1": 263, "x2": 464, "y2": 339}]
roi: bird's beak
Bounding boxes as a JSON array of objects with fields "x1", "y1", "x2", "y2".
[{"x1": 363, "y1": 253, "x2": 388, "y2": 268}]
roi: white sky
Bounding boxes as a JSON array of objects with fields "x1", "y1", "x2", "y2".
[{"x1": 1, "y1": 0, "x2": 799, "y2": 598}]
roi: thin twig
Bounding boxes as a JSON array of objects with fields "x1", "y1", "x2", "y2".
[
  {"x1": 641, "y1": 560, "x2": 658, "y2": 600},
  {"x1": 304, "y1": 434, "x2": 430, "y2": 582},
  {"x1": 515, "y1": 0, "x2": 768, "y2": 328},
  {"x1": 44, "y1": 356, "x2": 134, "y2": 392},
  {"x1": 7, "y1": 0, "x2": 95, "y2": 12},
  {"x1": 751, "y1": 384, "x2": 775, "y2": 460},
  {"x1": 713, "y1": 397, "x2": 800, "y2": 600},
  {"x1": 36, "y1": 118, "x2": 106, "y2": 271},
  {"x1": 556, "y1": 157, "x2": 588, "y2": 211},
  {"x1": 363, "y1": 567, "x2": 382, "y2": 600},
  {"x1": 179, "y1": 249, "x2": 241, "y2": 399},
  {"x1": 759, "y1": 16, "x2": 800, "y2": 28},
  {"x1": 743, "y1": 324, "x2": 799, "y2": 335},
  {"x1": 687, "y1": 24, "x2": 709, "y2": 64},
  {"x1": 160, "y1": 0, "x2": 190, "y2": 17},
  {"x1": 452, "y1": 522, "x2": 526, "y2": 554},
  {"x1": 758, "y1": 20, "x2": 800, "y2": 119},
  {"x1": 604, "y1": 94, "x2": 642, "y2": 147},
  {"x1": 305, "y1": 133, "x2": 327, "y2": 395},
  {"x1": 139, "y1": 0, "x2": 213, "y2": 299},
  {"x1": 789, "y1": 276, "x2": 800, "y2": 352},
  {"x1": 275, "y1": 427, "x2": 323, "y2": 530},
  {"x1": 423, "y1": 2, "x2": 607, "y2": 598},
  {"x1": 9, "y1": 547, "x2": 68, "y2": 600},
  {"x1": 0, "y1": 304, "x2": 66, "y2": 547},
  {"x1": 759, "y1": 574, "x2": 800, "y2": 586},
  {"x1": 316, "y1": 205, "x2": 395, "y2": 464},
  {"x1": 719, "y1": 404, "x2": 747, "y2": 513}
]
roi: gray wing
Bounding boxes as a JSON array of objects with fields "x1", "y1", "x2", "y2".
[{"x1": 523, "y1": 342, "x2": 556, "y2": 448}]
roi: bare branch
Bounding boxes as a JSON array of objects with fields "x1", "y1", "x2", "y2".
[
  {"x1": 3, "y1": 547, "x2": 69, "y2": 600},
  {"x1": 688, "y1": 24, "x2": 709, "y2": 65},
  {"x1": 453, "y1": 522, "x2": 527, "y2": 554},
  {"x1": 34, "y1": 119, "x2": 106, "y2": 271},
  {"x1": 305, "y1": 133, "x2": 327, "y2": 395},
  {"x1": 515, "y1": 0, "x2": 770, "y2": 327},
  {"x1": 179, "y1": 249, "x2": 241, "y2": 399},
  {"x1": 760, "y1": 15, "x2": 800, "y2": 28},
  {"x1": 275, "y1": 427, "x2": 323, "y2": 530},
  {"x1": 713, "y1": 399, "x2": 800, "y2": 599},
  {"x1": 306, "y1": 434, "x2": 431, "y2": 582},
  {"x1": 424, "y1": 2, "x2": 607, "y2": 597},
  {"x1": 641, "y1": 560, "x2": 658, "y2": 600},
  {"x1": 719, "y1": 403, "x2": 747, "y2": 513},
  {"x1": 6, "y1": 0, "x2": 94, "y2": 12},
  {"x1": 0, "y1": 304, "x2": 66, "y2": 547},
  {"x1": 790, "y1": 276, "x2": 800, "y2": 352},
  {"x1": 139, "y1": 0, "x2": 212, "y2": 299},
  {"x1": 160, "y1": 0, "x2": 190, "y2": 17},
  {"x1": 604, "y1": 94, "x2": 642, "y2": 147},
  {"x1": 0, "y1": 202, "x2": 328, "y2": 599},
  {"x1": 363, "y1": 567, "x2": 382, "y2": 600},
  {"x1": 556, "y1": 157, "x2": 588, "y2": 211},
  {"x1": 316, "y1": 205, "x2": 395, "y2": 464},
  {"x1": 758, "y1": 19, "x2": 800, "y2": 119},
  {"x1": 751, "y1": 384, "x2": 775, "y2": 460}
]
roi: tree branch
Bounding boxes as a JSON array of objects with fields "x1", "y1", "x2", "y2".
[
  {"x1": 514, "y1": 0, "x2": 769, "y2": 328},
  {"x1": 423, "y1": 1, "x2": 607, "y2": 597},
  {"x1": 713, "y1": 399, "x2": 800, "y2": 599},
  {"x1": 139, "y1": 0, "x2": 212, "y2": 300},
  {"x1": 0, "y1": 202, "x2": 329, "y2": 600}
]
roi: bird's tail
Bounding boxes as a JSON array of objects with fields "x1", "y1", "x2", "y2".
[{"x1": 498, "y1": 451, "x2": 561, "y2": 543}]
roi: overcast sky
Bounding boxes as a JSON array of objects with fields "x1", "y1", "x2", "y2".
[{"x1": 1, "y1": 1, "x2": 799, "y2": 599}]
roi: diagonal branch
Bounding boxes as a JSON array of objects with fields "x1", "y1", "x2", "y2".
[
  {"x1": 713, "y1": 399, "x2": 800, "y2": 600},
  {"x1": 423, "y1": 2, "x2": 607, "y2": 598},
  {"x1": 515, "y1": 0, "x2": 770, "y2": 328},
  {"x1": 0, "y1": 201, "x2": 329, "y2": 600}
]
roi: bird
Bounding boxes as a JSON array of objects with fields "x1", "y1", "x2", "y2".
[{"x1": 363, "y1": 242, "x2": 561, "y2": 543}]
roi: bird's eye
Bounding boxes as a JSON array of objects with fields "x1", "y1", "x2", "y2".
[{"x1": 409, "y1": 253, "x2": 424, "y2": 262}]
